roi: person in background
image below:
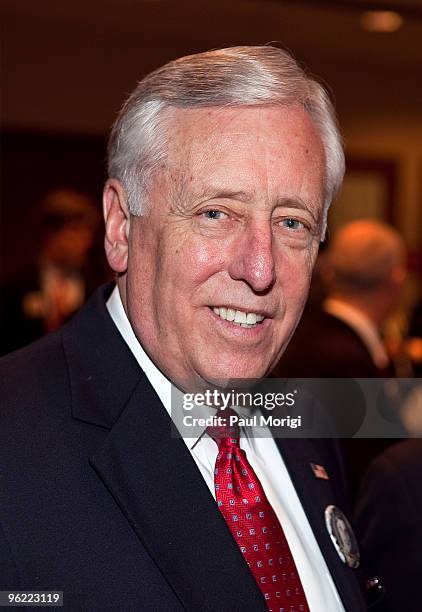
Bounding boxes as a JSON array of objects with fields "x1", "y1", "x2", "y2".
[
  {"x1": 355, "y1": 439, "x2": 422, "y2": 612},
  {"x1": 273, "y1": 219, "x2": 407, "y2": 380},
  {"x1": 272, "y1": 220, "x2": 408, "y2": 500},
  {"x1": 0, "y1": 188, "x2": 101, "y2": 354}
]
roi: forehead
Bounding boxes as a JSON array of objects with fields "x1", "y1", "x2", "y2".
[
  {"x1": 164, "y1": 104, "x2": 326, "y2": 202},
  {"x1": 167, "y1": 104, "x2": 324, "y2": 162}
]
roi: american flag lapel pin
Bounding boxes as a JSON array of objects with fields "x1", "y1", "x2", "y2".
[{"x1": 310, "y1": 462, "x2": 329, "y2": 480}]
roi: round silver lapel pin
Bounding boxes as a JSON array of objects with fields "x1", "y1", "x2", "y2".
[{"x1": 325, "y1": 504, "x2": 360, "y2": 568}]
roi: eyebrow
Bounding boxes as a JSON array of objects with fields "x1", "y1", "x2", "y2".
[
  {"x1": 193, "y1": 187, "x2": 254, "y2": 204},
  {"x1": 275, "y1": 197, "x2": 321, "y2": 225},
  {"x1": 190, "y1": 186, "x2": 321, "y2": 225}
]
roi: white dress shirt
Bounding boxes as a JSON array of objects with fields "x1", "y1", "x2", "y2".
[{"x1": 107, "y1": 286, "x2": 345, "y2": 611}]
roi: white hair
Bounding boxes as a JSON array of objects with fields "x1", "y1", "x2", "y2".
[{"x1": 107, "y1": 46, "x2": 345, "y2": 230}]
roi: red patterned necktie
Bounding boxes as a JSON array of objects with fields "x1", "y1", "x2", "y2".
[{"x1": 208, "y1": 409, "x2": 310, "y2": 612}]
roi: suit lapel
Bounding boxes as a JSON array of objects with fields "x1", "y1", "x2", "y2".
[
  {"x1": 275, "y1": 437, "x2": 366, "y2": 612},
  {"x1": 63, "y1": 286, "x2": 265, "y2": 611},
  {"x1": 89, "y1": 377, "x2": 266, "y2": 611}
]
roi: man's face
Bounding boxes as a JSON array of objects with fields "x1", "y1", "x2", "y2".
[{"x1": 118, "y1": 105, "x2": 326, "y2": 390}]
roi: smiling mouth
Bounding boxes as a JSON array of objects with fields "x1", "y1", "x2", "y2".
[{"x1": 211, "y1": 306, "x2": 266, "y2": 328}]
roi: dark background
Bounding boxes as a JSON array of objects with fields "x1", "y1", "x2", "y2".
[{"x1": 1, "y1": 0, "x2": 421, "y2": 292}]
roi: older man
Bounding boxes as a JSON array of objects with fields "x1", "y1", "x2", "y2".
[{"x1": 0, "y1": 47, "x2": 368, "y2": 610}]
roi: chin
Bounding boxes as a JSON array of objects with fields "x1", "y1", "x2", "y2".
[{"x1": 198, "y1": 363, "x2": 270, "y2": 389}]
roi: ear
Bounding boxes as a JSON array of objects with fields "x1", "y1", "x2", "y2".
[{"x1": 103, "y1": 179, "x2": 130, "y2": 273}]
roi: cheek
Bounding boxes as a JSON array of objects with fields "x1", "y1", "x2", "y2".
[
  {"x1": 163, "y1": 235, "x2": 227, "y2": 290},
  {"x1": 277, "y1": 251, "x2": 314, "y2": 305}
]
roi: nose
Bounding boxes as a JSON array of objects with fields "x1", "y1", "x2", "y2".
[{"x1": 228, "y1": 221, "x2": 276, "y2": 292}]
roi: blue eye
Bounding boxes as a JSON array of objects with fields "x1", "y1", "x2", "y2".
[
  {"x1": 203, "y1": 210, "x2": 225, "y2": 220},
  {"x1": 282, "y1": 218, "x2": 303, "y2": 230}
]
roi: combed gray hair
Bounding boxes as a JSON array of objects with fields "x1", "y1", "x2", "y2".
[{"x1": 107, "y1": 45, "x2": 345, "y2": 229}]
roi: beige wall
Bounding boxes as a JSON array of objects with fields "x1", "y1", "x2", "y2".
[{"x1": 343, "y1": 112, "x2": 422, "y2": 250}]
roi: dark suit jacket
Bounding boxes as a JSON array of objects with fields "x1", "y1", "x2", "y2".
[
  {"x1": 355, "y1": 440, "x2": 422, "y2": 612},
  {"x1": 0, "y1": 285, "x2": 367, "y2": 610},
  {"x1": 273, "y1": 307, "x2": 384, "y2": 380}
]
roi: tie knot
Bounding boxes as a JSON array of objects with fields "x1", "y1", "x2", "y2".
[{"x1": 207, "y1": 409, "x2": 240, "y2": 447}]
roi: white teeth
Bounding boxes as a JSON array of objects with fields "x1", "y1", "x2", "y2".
[
  {"x1": 212, "y1": 306, "x2": 265, "y2": 327},
  {"x1": 234, "y1": 310, "x2": 247, "y2": 324},
  {"x1": 226, "y1": 308, "x2": 235, "y2": 321},
  {"x1": 246, "y1": 312, "x2": 257, "y2": 325}
]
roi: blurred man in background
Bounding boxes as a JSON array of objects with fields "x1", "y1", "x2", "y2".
[
  {"x1": 272, "y1": 219, "x2": 408, "y2": 500},
  {"x1": 273, "y1": 219, "x2": 407, "y2": 379},
  {"x1": 0, "y1": 188, "x2": 101, "y2": 354},
  {"x1": 355, "y1": 438, "x2": 422, "y2": 612}
]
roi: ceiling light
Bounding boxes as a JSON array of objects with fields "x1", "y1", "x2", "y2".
[{"x1": 361, "y1": 10, "x2": 404, "y2": 32}]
